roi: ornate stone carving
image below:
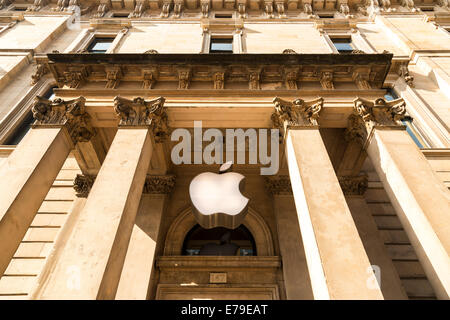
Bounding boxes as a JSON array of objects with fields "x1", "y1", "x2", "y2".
[
  {"x1": 144, "y1": 175, "x2": 176, "y2": 194},
  {"x1": 142, "y1": 67, "x2": 158, "y2": 89},
  {"x1": 401, "y1": 0, "x2": 416, "y2": 11},
  {"x1": 31, "y1": 96, "x2": 94, "y2": 144},
  {"x1": 399, "y1": 63, "x2": 414, "y2": 87},
  {"x1": 353, "y1": 72, "x2": 371, "y2": 90},
  {"x1": 144, "y1": 49, "x2": 159, "y2": 54},
  {"x1": 338, "y1": 175, "x2": 368, "y2": 195},
  {"x1": 105, "y1": 66, "x2": 122, "y2": 89},
  {"x1": 212, "y1": 71, "x2": 225, "y2": 89},
  {"x1": 28, "y1": 0, "x2": 47, "y2": 11},
  {"x1": 66, "y1": 0, "x2": 80, "y2": 11},
  {"x1": 161, "y1": 0, "x2": 172, "y2": 17},
  {"x1": 351, "y1": 49, "x2": 365, "y2": 54},
  {"x1": 339, "y1": 0, "x2": 350, "y2": 16},
  {"x1": 438, "y1": 0, "x2": 448, "y2": 8},
  {"x1": 0, "y1": 0, "x2": 10, "y2": 9},
  {"x1": 265, "y1": 175, "x2": 292, "y2": 195},
  {"x1": 52, "y1": 0, "x2": 68, "y2": 11},
  {"x1": 201, "y1": 0, "x2": 209, "y2": 17},
  {"x1": 178, "y1": 68, "x2": 191, "y2": 89},
  {"x1": 63, "y1": 67, "x2": 89, "y2": 89},
  {"x1": 304, "y1": 2, "x2": 312, "y2": 15},
  {"x1": 129, "y1": 0, "x2": 146, "y2": 17},
  {"x1": 173, "y1": 0, "x2": 183, "y2": 18},
  {"x1": 275, "y1": 1, "x2": 285, "y2": 17},
  {"x1": 94, "y1": 2, "x2": 109, "y2": 17},
  {"x1": 249, "y1": 70, "x2": 260, "y2": 90},
  {"x1": 282, "y1": 49, "x2": 297, "y2": 54},
  {"x1": 113, "y1": 96, "x2": 168, "y2": 141},
  {"x1": 264, "y1": 0, "x2": 274, "y2": 18},
  {"x1": 31, "y1": 63, "x2": 49, "y2": 85},
  {"x1": 284, "y1": 67, "x2": 298, "y2": 90},
  {"x1": 320, "y1": 71, "x2": 334, "y2": 90},
  {"x1": 237, "y1": 0, "x2": 246, "y2": 18},
  {"x1": 73, "y1": 174, "x2": 96, "y2": 197},
  {"x1": 345, "y1": 97, "x2": 407, "y2": 146},
  {"x1": 272, "y1": 97, "x2": 324, "y2": 136}
]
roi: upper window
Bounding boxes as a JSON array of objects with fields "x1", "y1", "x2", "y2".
[
  {"x1": 87, "y1": 37, "x2": 114, "y2": 53},
  {"x1": 331, "y1": 37, "x2": 354, "y2": 53},
  {"x1": 210, "y1": 37, "x2": 233, "y2": 53}
]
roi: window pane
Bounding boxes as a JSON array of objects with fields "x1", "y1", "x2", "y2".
[
  {"x1": 87, "y1": 38, "x2": 113, "y2": 53},
  {"x1": 210, "y1": 38, "x2": 233, "y2": 53}
]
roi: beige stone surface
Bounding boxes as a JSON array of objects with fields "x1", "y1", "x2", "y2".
[
  {"x1": 37, "y1": 128, "x2": 153, "y2": 299},
  {"x1": 286, "y1": 128, "x2": 383, "y2": 300}
]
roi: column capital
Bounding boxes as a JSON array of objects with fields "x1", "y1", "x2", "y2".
[
  {"x1": 113, "y1": 96, "x2": 168, "y2": 142},
  {"x1": 345, "y1": 97, "x2": 407, "y2": 147},
  {"x1": 271, "y1": 96, "x2": 324, "y2": 139},
  {"x1": 338, "y1": 174, "x2": 368, "y2": 196},
  {"x1": 31, "y1": 96, "x2": 94, "y2": 145},
  {"x1": 143, "y1": 174, "x2": 176, "y2": 194},
  {"x1": 73, "y1": 174, "x2": 96, "y2": 198},
  {"x1": 265, "y1": 175, "x2": 292, "y2": 195}
]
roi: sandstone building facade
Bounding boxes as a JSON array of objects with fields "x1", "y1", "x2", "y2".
[{"x1": 0, "y1": 0, "x2": 449, "y2": 300}]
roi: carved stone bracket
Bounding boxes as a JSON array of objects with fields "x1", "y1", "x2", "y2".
[
  {"x1": 264, "y1": 0, "x2": 274, "y2": 18},
  {"x1": 320, "y1": 71, "x2": 334, "y2": 90},
  {"x1": 265, "y1": 175, "x2": 292, "y2": 195},
  {"x1": 353, "y1": 70, "x2": 371, "y2": 90},
  {"x1": 201, "y1": 0, "x2": 210, "y2": 17},
  {"x1": 94, "y1": 0, "x2": 110, "y2": 18},
  {"x1": 113, "y1": 96, "x2": 169, "y2": 142},
  {"x1": 399, "y1": 63, "x2": 414, "y2": 87},
  {"x1": 178, "y1": 68, "x2": 191, "y2": 89},
  {"x1": 52, "y1": 0, "x2": 68, "y2": 11},
  {"x1": 142, "y1": 67, "x2": 158, "y2": 89},
  {"x1": 144, "y1": 174, "x2": 176, "y2": 194},
  {"x1": 31, "y1": 63, "x2": 49, "y2": 85},
  {"x1": 161, "y1": 0, "x2": 172, "y2": 17},
  {"x1": 272, "y1": 96, "x2": 324, "y2": 138},
  {"x1": 105, "y1": 66, "x2": 122, "y2": 89},
  {"x1": 173, "y1": 0, "x2": 183, "y2": 18},
  {"x1": 74, "y1": 174, "x2": 96, "y2": 197},
  {"x1": 248, "y1": 68, "x2": 261, "y2": 90},
  {"x1": 31, "y1": 96, "x2": 94, "y2": 144},
  {"x1": 283, "y1": 67, "x2": 298, "y2": 90},
  {"x1": 28, "y1": 0, "x2": 47, "y2": 11},
  {"x1": 338, "y1": 174, "x2": 368, "y2": 195},
  {"x1": 62, "y1": 66, "x2": 89, "y2": 89},
  {"x1": 213, "y1": 71, "x2": 225, "y2": 89},
  {"x1": 129, "y1": 0, "x2": 147, "y2": 18},
  {"x1": 237, "y1": 0, "x2": 246, "y2": 18},
  {"x1": 275, "y1": 1, "x2": 285, "y2": 17},
  {"x1": 345, "y1": 97, "x2": 407, "y2": 147}
]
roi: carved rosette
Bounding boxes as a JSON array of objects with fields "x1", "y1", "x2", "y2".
[
  {"x1": 265, "y1": 175, "x2": 292, "y2": 195},
  {"x1": 271, "y1": 96, "x2": 324, "y2": 138},
  {"x1": 345, "y1": 97, "x2": 407, "y2": 146},
  {"x1": 338, "y1": 174, "x2": 368, "y2": 196},
  {"x1": 73, "y1": 174, "x2": 96, "y2": 197},
  {"x1": 113, "y1": 96, "x2": 168, "y2": 142},
  {"x1": 31, "y1": 96, "x2": 94, "y2": 144},
  {"x1": 144, "y1": 175, "x2": 176, "y2": 194}
]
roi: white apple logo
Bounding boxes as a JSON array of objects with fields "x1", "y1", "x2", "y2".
[{"x1": 189, "y1": 161, "x2": 249, "y2": 229}]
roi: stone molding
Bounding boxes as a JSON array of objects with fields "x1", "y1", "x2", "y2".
[
  {"x1": 113, "y1": 96, "x2": 168, "y2": 142},
  {"x1": 31, "y1": 96, "x2": 95, "y2": 144},
  {"x1": 338, "y1": 174, "x2": 368, "y2": 195},
  {"x1": 345, "y1": 97, "x2": 407, "y2": 147},
  {"x1": 143, "y1": 174, "x2": 176, "y2": 194},
  {"x1": 264, "y1": 175, "x2": 292, "y2": 195}
]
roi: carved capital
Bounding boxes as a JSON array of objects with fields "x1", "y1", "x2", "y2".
[
  {"x1": 271, "y1": 97, "x2": 324, "y2": 136},
  {"x1": 74, "y1": 174, "x2": 96, "y2": 197},
  {"x1": 31, "y1": 96, "x2": 94, "y2": 144},
  {"x1": 346, "y1": 97, "x2": 407, "y2": 146},
  {"x1": 113, "y1": 96, "x2": 168, "y2": 142},
  {"x1": 144, "y1": 174, "x2": 176, "y2": 194},
  {"x1": 338, "y1": 174, "x2": 368, "y2": 195},
  {"x1": 265, "y1": 175, "x2": 292, "y2": 195}
]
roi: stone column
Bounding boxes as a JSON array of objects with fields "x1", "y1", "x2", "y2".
[
  {"x1": 347, "y1": 97, "x2": 450, "y2": 299},
  {"x1": 37, "y1": 96, "x2": 168, "y2": 300},
  {"x1": 266, "y1": 175, "x2": 313, "y2": 299},
  {"x1": 0, "y1": 96, "x2": 93, "y2": 277},
  {"x1": 115, "y1": 175, "x2": 175, "y2": 300},
  {"x1": 339, "y1": 175, "x2": 408, "y2": 300},
  {"x1": 272, "y1": 97, "x2": 383, "y2": 300}
]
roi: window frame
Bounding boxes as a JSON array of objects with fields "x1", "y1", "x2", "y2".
[
  {"x1": 202, "y1": 29, "x2": 243, "y2": 53},
  {"x1": 322, "y1": 29, "x2": 376, "y2": 54}
]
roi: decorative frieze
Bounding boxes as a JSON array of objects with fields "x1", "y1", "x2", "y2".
[
  {"x1": 265, "y1": 175, "x2": 292, "y2": 195},
  {"x1": 73, "y1": 174, "x2": 96, "y2": 197},
  {"x1": 143, "y1": 174, "x2": 176, "y2": 194},
  {"x1": 338, "y1": 174, "x2": 368, "y2": 196},
  {"x1": 345, "y1": 97, "x2": 407, "y2": 146},
  {"x1": 272, "y1": 96, "x2": 324, "y2": 137},
  {"x1": 31, "y1": 96, "x2": 95, "y2": 144},
  {"x1": 113, "y1": 96, "x2": 169, "y2": 141}
]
